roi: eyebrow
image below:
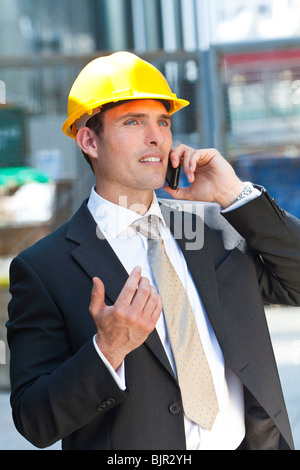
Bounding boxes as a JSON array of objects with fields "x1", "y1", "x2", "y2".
[{"x1": 116, "y1": 112, "x2": 172, "y2": 122}]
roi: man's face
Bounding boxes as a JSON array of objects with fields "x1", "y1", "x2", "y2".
[{"x1": 92, "y1": 100, "x2": 173, "y2": 206}]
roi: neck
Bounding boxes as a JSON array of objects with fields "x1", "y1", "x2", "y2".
[{"x1": 94, "y1": 184, "x2": 153, "y2": 215}]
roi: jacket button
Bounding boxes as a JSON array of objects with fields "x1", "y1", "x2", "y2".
[
  {"x1": 105, "y1": 397, "x2": 116, "y2": 406},
  {"x1": 169, "y1": 402, "x2": 181, "y2": 414},
  {"x1": 96, "y1": 397, "x2": 116, "y2": 411}
]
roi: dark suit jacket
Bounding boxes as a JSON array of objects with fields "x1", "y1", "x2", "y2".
[{"x1": 7, "y1": 188, "x2": 300, "y2": 450}]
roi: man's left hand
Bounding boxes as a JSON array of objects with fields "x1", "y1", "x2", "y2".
[{"x1": 164, "y1": 145, "x2": 246, "y2": 208}]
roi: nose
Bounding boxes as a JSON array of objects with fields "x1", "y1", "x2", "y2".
[{"x1": 144, "y1": 122, "x2": 165, "y2": 147}]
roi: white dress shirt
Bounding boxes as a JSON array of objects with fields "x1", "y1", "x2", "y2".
[{"x1": 87, "y1": 184, "x2": 260, "y2": 450}]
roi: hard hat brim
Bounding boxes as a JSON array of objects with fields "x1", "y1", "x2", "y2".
[{"x1": 62, "y1": 95, "x2": 190, "y2": 139}]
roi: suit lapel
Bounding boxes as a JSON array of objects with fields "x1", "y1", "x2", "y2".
[{"x1": 66, "y1": 200, "x2": 129, "y2": 305}]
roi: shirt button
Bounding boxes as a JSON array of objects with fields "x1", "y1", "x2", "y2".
[{"x1": 169, "y1": 402, "x2": 181, "y2": 415}]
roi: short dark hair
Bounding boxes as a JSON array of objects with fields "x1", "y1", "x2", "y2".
[{"x1": 81, "y1": 99, "x2": 171, "y2": 171}]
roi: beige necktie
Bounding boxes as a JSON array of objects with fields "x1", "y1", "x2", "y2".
[{"x1": 133, "y1": 214, "x2": 219, "y2": 430}]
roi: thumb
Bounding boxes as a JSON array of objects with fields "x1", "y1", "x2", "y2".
[
  {"x1": 163, "y1": 185, "x2": 189, "y2": 201},
  {"x1": 89, "y1": 277, "x2": 106, "y2": 318}
]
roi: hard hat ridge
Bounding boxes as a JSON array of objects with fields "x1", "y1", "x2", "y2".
[{"x1": 62, "y1": 51, "x2": 190, "y2": 139}]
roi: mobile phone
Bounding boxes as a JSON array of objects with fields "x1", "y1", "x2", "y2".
[{"x1": 165, "y1": 156, "x2": 181, "y2": 190}]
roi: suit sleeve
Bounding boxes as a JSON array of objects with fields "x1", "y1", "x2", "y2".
[
  {"x1": 222, "y1": 187, "x2": 300, "y2": 305},
  {"x1": 7, "y1": 255, "x2": 127, "y2": 448}
]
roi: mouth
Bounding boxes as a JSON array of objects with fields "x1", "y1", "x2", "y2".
[
  {"x1": 140, "y1": 157, "x2": 161, "y2": 163},
  {"x1": 139, "y1": 154, "x2": 164, "y2": 164}
]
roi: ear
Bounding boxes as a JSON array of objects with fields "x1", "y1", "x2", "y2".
[{"x1": 76, "y1": 127, "x2": 98, "y2": 160}]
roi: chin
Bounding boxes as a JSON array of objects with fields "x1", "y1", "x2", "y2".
[{"x1": 149, "y1": 176, "x2": 166, "y2": 191}]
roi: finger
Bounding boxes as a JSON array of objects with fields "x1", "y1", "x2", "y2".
[
  {"x1": 151, "y1": 291, "x2": 163, "y2": 322},
  {"x1": 182, "y1": 148, "x2": 213, "y2": 183},
  {"x1": 143, "y1": 286, "x2": 162, "y2": 318},
  {"x1": 193, "y1": 148, "x2": 219, "y2": 168},
  {"x1": 143, "y1": 290, "x2": 162, "y2": 333},
  {"x1": 133, "y1": 282, "x2": 158, "y2": 314},
  {"x1": 169, "y1": 145, "x2": 193, "y2": 184},
  {"x1": 174, "y1": 146, "x2": 196, "y2": 184},
  {"x1": 182, "y1": 149, "x2": 193, "y2": 180},
  {"x1": 116, "y1": 266, "x2": 142, "y2": 307},
  {"x1": 170, "y1": 144, "x2": 189, "y2": 168},
  {"x1": 131, "y1": 276, "x2": 152, "y2": 311},
  {"x1": 89, "y1": 277, "x2": 106, "y2": 318},
  {"x1": 135, "y1": 286, "x2": 162, "y2": 333},
  {"x1": 169, "y1": 149, "x2": 180, "y2": 168}
]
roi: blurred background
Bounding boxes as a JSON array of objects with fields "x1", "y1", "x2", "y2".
[{"x1": 1, "y1": 0, "x2": 300, "y2": 450}]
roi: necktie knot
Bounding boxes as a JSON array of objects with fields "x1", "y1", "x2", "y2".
[{"x1": 132, "y1": 215, "x2": 160, "y2": 239}]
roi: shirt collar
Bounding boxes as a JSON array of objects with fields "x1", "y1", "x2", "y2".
[{"x1": 87, "y1": 186, "x2": 166, "y2": 239}]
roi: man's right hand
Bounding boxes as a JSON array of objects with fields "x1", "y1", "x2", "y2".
[{"x1": 89, "y1": 266, "x2": 162, "y2": 370}]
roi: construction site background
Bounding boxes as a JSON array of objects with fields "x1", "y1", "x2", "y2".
[{"x1": 1, "y1": 0, "x2": 300, "y2": 449}]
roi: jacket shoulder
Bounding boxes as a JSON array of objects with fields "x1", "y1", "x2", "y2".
[
  {"x1": 16, "y1": 199, "x2": 93, "y2": 263},
  {"x1": 159, "y1": 198, "x2": 245, "y2": 251}
]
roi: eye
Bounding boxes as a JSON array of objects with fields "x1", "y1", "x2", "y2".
[
  {"x1": 158, "y1": 119, "x2": 171, "y2": 127},
  {"x1": 125, "y1": 119, "x2": 138, "y2": 125}
]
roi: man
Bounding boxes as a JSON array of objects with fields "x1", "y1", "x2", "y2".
[{"x1": 7, "y1": 52, "x2": 300, "y2": 450}]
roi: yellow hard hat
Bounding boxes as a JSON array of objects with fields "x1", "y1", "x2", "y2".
[{"x1": 62, "y1": 51, "x2": 190, "y2": 138}]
